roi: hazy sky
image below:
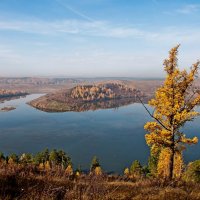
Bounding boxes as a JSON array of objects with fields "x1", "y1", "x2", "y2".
[{"x1": 0, "y1": 0, "x2": 200, "y2": 77}]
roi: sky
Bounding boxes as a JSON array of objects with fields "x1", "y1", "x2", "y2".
[{"x1": 0, "y1": 0, "x2": 200, "y2": 78}]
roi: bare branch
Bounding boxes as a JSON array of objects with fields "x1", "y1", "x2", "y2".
[{"x1": 136, "y1": 95, "x2": 171, "y2": 131}]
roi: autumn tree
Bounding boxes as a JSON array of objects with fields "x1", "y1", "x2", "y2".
[
  {"x1": 57, "y1": 150, "x2": 71, "y2": 169},
  {"x1": 48, "y1": 149, "x2": 71, "y2": 168},
  {"x1": 34, "y1": 148, "x2": 49, "y2": 164},
  {"x1": 90, "y1": 156, "x2": 101, "y2": 172},
  {"x1": 49, "y1": 149, "x2": 59, "y2": 167},
  {"x1": 75, "y1": 165, "x2": 82, "y2": 176},
  {"x1": 8, "y1": 153, "x2": 19, "y2": 164},
  {"x1": 144, "y1": 45, "x2": 200, "y2": 179},
  {"x1": 183, "y1": 160, "x2": 200, "y2": 182},
  {"x1": 129, "y1": 160, "x2": 143, "y2": 178},
  {"x1": 65, "y1": 164, "x2": 73, "y2": 176},
  {"x1": 20, "y1": 153, "x2": 33, "y2": 164},
  {"x1": 124, "y1": 167, "x2": 130, "y2": 176},
  {"x1": 148, "y1": 152, "x2": 158, "y2": 176},
  {"x1": 94, "y1": 166, "x2": 103, "y2": 175}
]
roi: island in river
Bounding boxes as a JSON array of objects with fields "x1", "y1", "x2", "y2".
[
  {"x1": 0, "y1": 106, "x2": 16, "y2": 112},
  {"x1": 29, "y1": 83, "x2": 145, "y2": 112}
]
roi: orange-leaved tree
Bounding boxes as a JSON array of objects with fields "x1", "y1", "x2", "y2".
[{"x1": 144, "y1": 45, "x2": 200, "y2": 179}]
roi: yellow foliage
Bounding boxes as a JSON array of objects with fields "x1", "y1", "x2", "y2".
[
  {"x1": 8, "y1": 158, "x2": 14, "y2": 165},
  {"x1": 44, "y1": 161, "x2": 51, "y2": 170},
  {"x1": 94, "y1": 166, "x2": 102, "y2": 175},
  {"x1": 76, "y1": 171, "x2": 80, "y2": 177},
  {"x1": 144, "y1": 45, "x2": 200, "y2": 179},
  {"x1": 157, "y1": 148, "x2": 172, "y2": 178},
  {"x1": 124, "y1": 168, "x2": 129, "y2": 176},
  {"x1": 192, "y1": 137, "x2": 198, "y2": 144},
  {"x1": 173, "y1": 152, "x2": 184, "y2": 178},
  {"x1": 38, "y1": 163, "x2": 44, "y2": 170},
  {"x1": 65, "y1": 165, "x2": 73, "y2": 176}
]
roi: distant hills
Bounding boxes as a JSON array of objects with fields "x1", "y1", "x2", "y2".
[
  {"x1": 0, "y1": 77, "x2": 81, "y2": 93},
  {"x1": 0, "y1": 77, "x2": 164, "y2": 95},
  {"x1": 2, "y1": 76, "x2": 200, "y2": 103}
]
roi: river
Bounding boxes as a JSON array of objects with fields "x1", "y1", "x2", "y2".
[{"x1": 0, "y1": 94, "x2": 200, "y2": 173}]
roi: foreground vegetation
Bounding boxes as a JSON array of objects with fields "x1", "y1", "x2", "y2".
[{"x1": 0, "y1": 149, "x2": 200, "y2": 199}]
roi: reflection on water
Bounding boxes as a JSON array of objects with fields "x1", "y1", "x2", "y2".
[
  {"x1": 39, "y1": 97, "x2": 140, "y2": 112},
  {"x1": 0, "y1": 94, "x2": 200, "y2": 173}
]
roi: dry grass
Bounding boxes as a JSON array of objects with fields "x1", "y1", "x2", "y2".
[
  {"x1": 0, "y1": 163, "x2": 200, "y2": 200},
  {"x1": 0, "y1": 165, "x2": 200, "y2": 200}
]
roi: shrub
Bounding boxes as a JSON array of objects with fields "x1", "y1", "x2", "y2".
[
  {"x1": 183, "y1": 160, "x2": 200, "y2": 182},
  {"x1": 130, "y1": 160, "x2": 143, "y2": 178}
]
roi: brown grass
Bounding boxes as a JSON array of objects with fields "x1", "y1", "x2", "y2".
[{"x1": 0, "y1": 163, "x2": 200, "y2": 200}]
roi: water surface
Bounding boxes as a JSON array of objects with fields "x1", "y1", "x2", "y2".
[{"x1": 0, "y1": 94, "x2": 200, "y2": 173}]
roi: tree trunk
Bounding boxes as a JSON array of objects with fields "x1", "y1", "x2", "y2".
[
  {"x1": 169, "y1": 127, "x2": 175, "y2": 179},
  {"x1": 169, "y1": 147, "x2": 174, "y2": 179}
]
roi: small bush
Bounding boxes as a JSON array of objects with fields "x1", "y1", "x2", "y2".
[{"x1": 183, "y1": 160, "x2": 200, "y2": 183}]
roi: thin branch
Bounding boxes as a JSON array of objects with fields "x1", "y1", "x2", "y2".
[
  {"x1": 185, "y1": 88, "x2": 196, "y2": 104},
  {"x1": 136, "y1": 95, "x2": 171, "y2": 131},
  {"x1": 183, "y1": 89, "x2": 200, "y2": 112},
  {"x1": 152, "y1": 107, "x2": 156, "y2": 116}
]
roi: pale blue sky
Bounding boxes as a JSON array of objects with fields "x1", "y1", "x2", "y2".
[{"x1": 0, "y1": 0, "x2": 200, "y2": 77}]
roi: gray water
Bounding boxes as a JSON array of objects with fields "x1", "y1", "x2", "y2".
[{"x1": 0, "y1": 94, "x2": 200, "y2": 173}]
